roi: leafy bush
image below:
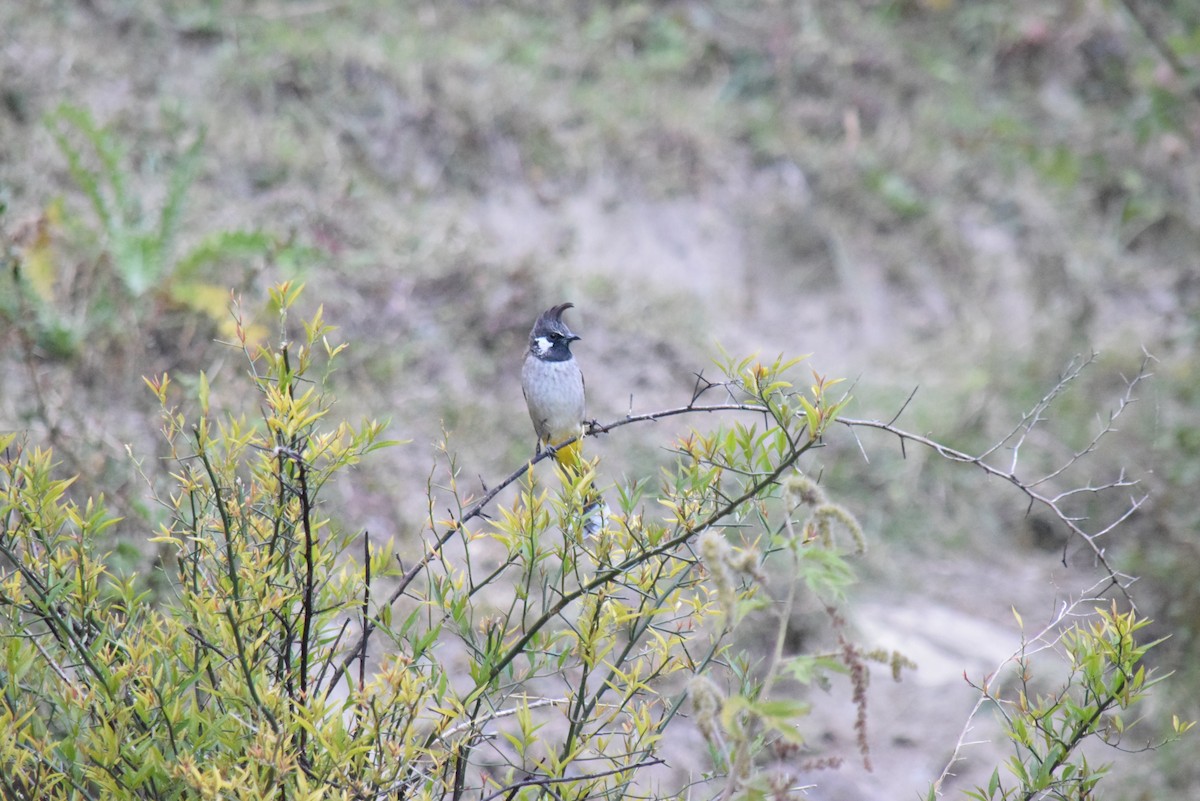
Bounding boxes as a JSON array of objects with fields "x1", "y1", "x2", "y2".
[{"x1": 0, "y1": 286, "x2": 1186, "y2": 800}]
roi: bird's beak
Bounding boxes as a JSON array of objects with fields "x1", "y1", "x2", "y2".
[{"x1": 568, "y1": 334, "x2": 581, "y2": 342}]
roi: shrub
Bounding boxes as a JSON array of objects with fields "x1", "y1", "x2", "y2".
[{"x1": 0, "y1": 285, "x2": 1185, "y2": 800}]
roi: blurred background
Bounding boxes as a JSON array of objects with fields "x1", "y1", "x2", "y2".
[{"x1": 2, "y1": 1, "x2": 1198, "y2": 797}]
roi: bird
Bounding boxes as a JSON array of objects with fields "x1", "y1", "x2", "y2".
[
  {"x1": 521, "y1": 302, "x2": 587, "y2": 471},
  {"x1": 521, "y1": 303, "x2": 605, "y2": 534}
]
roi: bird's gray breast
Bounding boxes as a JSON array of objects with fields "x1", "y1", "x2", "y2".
[{"x1": 522, "y1": 353, "x2": 586, "y2": 441}]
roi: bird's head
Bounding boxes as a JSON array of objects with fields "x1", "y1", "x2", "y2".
[{"x1": 528, "y1": 303, "x2": 580, "y2": 361}]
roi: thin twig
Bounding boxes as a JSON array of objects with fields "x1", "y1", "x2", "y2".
[{"x1": 839, "y1": 413, "x2": 1141, "y2": 596}]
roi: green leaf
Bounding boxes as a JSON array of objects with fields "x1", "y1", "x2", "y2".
[
  {"x1": 198, "y1": 370, "x2": 210, "y2": 416},
  {"x1": 175, "y1": 229, "x2": 276, "y2": 280}
]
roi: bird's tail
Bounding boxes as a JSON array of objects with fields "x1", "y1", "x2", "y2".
[
  {"x1": 547, "y1": 437, "x2": 607, "y2": 536},
  {"x1": 548, "y1": 437, "x2": 584, "y2": 472},
  {"x1": 581, "y1": 494, "x2": 607, "y2": 538}
]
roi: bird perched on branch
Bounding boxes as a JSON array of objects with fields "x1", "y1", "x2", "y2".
[
  {"x1": 521, "y1": 302, "x2": 604, "y2": 534},
  {"x1": 522, "y1": 302, "x2": 586, "y2": 469}
]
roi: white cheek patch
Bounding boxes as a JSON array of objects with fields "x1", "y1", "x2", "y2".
[{"x1": 535, "y1": 336, "x2": 553, "y2": 356}]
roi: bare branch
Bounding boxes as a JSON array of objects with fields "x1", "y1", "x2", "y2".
[
  {"x1": 988, "y1": 353, "x2": 1094, "y2": 471},
  {"x1": 1029, "y1": 354, "x2": 1152, "y2": 488},
  {"x1": 839, "y1": 355, "x2": 1153, "y2": 599},
  {"x1": 839, "y1": 411, "x2": 1140, "y2": 594}
]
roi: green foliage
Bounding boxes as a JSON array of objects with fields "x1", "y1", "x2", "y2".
[
  {"x1": 46, "y1": 102, "x2": 204, "y2": 299},
  {"x1": 29, "y1": 104, "x2": 303, "y2": 353},
  {"x1": 0, "y1": 287, "x2": 872, "y2": 800},
  {"x1": 954, "y1": 604, "x2": 1193, "y2": 801},
  {"x1": 0, "y1": 285, "x2": 393, "y2": 799}
]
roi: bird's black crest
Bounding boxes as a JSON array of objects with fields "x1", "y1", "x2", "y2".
[{"x1": 540, "y1": 302, "x2": 574, "y2": 326}]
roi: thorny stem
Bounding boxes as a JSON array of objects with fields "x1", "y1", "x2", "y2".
[
  {"x1": 838, "y1": 415, "x2": 1141, "y2": 597},
  {"x1": 838, "y1": 352, "x2": 1153, "y2": 601}
]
